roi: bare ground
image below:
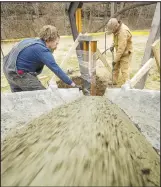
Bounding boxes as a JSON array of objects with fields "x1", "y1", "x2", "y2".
[
  {"x1": 1, "y1": 97, "x2": 160, "y2": 186},
  {"x1": 57, "y1": 76, "x2": 108, "y2": 96}
]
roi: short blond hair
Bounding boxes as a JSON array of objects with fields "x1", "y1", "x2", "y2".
[{"x1": 39, "y1": 25, "x2": 59, "y2": 42}]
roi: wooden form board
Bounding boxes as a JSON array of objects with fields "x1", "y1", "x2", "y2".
[
  {"x1": 152, "y1": 39, "x2": 160, "y2": 72},
  {"x1": 129, "y1": 58, "x2": 154, "y2": 88},
  {"x1": 90, "y1": 41, "x2": 97, "y2": 96},
  {"x1": 60, "y1": 34, "x2": 81, "y2": 68},
  {"x1": 96, "y1": 49, "x2": 112, "y2": 73}
]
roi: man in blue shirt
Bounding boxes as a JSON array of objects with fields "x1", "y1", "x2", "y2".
[{"x1": 3, "y1": 25, "x2": 79, "y2": 92}]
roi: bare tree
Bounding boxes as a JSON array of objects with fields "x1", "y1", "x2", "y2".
[
  {"x1": 93, "y1": 2, "x2": 156, "y2": 33},
  {"x1": 1, "y1": 2, "x2": 157, "y2": 39}
]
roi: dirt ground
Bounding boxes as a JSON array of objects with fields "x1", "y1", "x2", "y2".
[
  {"x1": 1, "y1": 97, "x2": 160, "y2": 186},
  {"x1": 1, "y1": 34, "x2": 160, "y2": 93},
  {"x1": 57, "y1": 76, "x2": 109, "y2": 96}
]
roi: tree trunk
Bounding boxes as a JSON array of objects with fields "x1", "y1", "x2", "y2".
[{"x1": 111, "y1": 2, "x2": 115, "y2": 16}]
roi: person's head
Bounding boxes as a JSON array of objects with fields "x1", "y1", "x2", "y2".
[
  {"x1": 39, "y1": 25, "x2": 60, "y2": 51},
  {"x1": 106, "y1": 18, "x2": 120, "y2": 34}
]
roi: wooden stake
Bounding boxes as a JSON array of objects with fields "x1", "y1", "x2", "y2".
[
  {"x1": 130, "y1": 58, "x2": 154, "y2": 88},
  {"x1": 76, "y1": 8, "x2": 82, "y2": 33},
  {"x1": 96, "y1": 49, "x2": 112, "y2": 73},
  {"x1": 152, "y1": 39, "x2": 160, "y2": 73},
  {"x1": 83, "y1": 41, "x2": 89, "y2": 61},
  {"x1": 60, "y1": 34, "x2": 81, "y2": 68},
  {"x1": 76, "y1": 10, "x2": 79, "y2": 32},
  {"x1": 90, "y1": 41, "x2": 97, "y2": 96}
]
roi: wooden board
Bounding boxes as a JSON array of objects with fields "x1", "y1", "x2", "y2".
[
  {"x1": 96, "y1": 49, "x2": 112, "y2": 73},
  {"x1": 60, "y1": 34, "x2": 81, "y2": 68},
  {"x1": 152, "y1": 39, "x2": 160, "y2": 72},
  {"x1": 130, "y1": 58, "x2": 154, "y2": 88}
]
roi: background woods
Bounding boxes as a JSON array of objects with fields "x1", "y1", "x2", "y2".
[{"x1": 1, "y1": 2, "x2": 156, "y2": 39}]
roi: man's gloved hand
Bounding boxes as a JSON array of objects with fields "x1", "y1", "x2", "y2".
[
  {"x1": 112, "y1": 61, "x2": 116, "y2": 67},
  {"x1": 75, "y1": 85, "x2": 83, "y2": 91},
  {"x1": 110, "y1": 43, "x2": 114, "y2": 52},
  {"x1": 110, "y1": 46, "x2": 114, "y2": 52},
  {"x1": 70, "y1": 82, "x2": 82, "y2": 90}
]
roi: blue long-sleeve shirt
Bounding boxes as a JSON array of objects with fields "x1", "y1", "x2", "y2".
[{"x1": 16, "y1": 39, "x2": 72, "y2": 85}]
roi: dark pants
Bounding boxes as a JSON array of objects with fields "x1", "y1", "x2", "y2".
[{"x1": 3, "y1": 69, "x2": 46, "y2": 92}]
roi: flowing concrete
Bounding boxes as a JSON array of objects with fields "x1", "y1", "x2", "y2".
[
  {"x1": 1, "y1": 88, "x2": 83, "y2": 141},
  {"x1": 105, "y1": 88, "x2": 160, "y2": 152},
  {"x1": 1, "y1": 97, "x2": 160, "y2": 186},
  {"x1": 2, "y1": 86, "x2": 160, "y2": 153}
]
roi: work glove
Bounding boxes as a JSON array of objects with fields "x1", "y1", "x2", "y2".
[
  {"x1": 110, "y1": 43, "x2": 115, "y2": 52},
  {"x1": 75, "y1": 85, "x2": 83, "y2": 91},
  {"x1": 70, "y1": 82, "x2": 82, "y2": 91},
  {"x1": 112, "y1": 61, "x2": 116, "y2": 67},
  {"x1": 110, "y1": 46, "x2": 114, "y2": 52}
]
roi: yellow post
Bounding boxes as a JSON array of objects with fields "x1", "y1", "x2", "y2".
[
  {"x1": 83, "y1": 41, "x2": 89, "y2": 61},
  {"x1": 90, "y1": 41, "x2": 97, "y2": 96},
  {"x1": 83, "y1": 41, "x2": 89, "y2": 51},
  {"x1": 76, "y1": 9, "x2": 79, "y2": 32},
  {"x1": 76, "y1": 8, "x2": 82, "y2": 33},
  {"x1": 78, "y1": 8, "x2": 82, "y2": 33}
]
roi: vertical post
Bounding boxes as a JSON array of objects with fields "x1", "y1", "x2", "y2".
[
  {"x1": 76, "y1": 8, "x2": 82, "y2": 33},
  {"x1": 83, "y1": 41, "x2": 91, "y2": 95},
  {"x1": 111, "y1": 2, "x2": 115, "y2": 16},
  {"x1": 76, "y1": 9, "x2": 79, "y2": 32},
  {"x1": 75, "y1": 7, "x2": 83, "y2": 50},
  {"x1": 83, "y1": 41, "x2": 89, "y2": 60},
  {"x1": 104, "y1": 26, "x2": 107, "y2": 55},
  {"x1": 1, "y1": 47, "x2": 4, "y2": 58},
  {"x1": 152, "y1": 39, "x2": 160, "y2": 72},
  {"x1": 78, "y1": 8, "x2": 82, "y2": 33},
  {"x1": 90, "y1": 41, "x2": 97, "y2": 96}
]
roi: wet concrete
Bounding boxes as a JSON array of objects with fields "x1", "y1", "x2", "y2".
[
  {"x1": 105, "y1": 88, "x2": 160, "y2": 153},
  {"x1": 1, "y1": 88, "x2": 83, "y2": 141},
  {"x1": 1, "y1": 97, "x2": 160, "y2": 186}
]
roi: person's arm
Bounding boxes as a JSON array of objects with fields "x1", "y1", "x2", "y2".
[
  {"x1": 35, "y1": 46, "x2": 74, "y2": 86},
  {"x1": 114, "y1": 30, "x2": 127, "y2": 63}
]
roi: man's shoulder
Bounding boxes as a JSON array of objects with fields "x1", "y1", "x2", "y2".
[
  {"x1": 121, "y1": 24, "x2": 131, "y2": 33},
  {"x1": 30, "y1": 41, "x2": 52, "y2": 56},
  {"x1": 118, "y1": 23, "x2": 131, "y2": 36},
  {"x1": 24, "y1": 38, "x2": 48, "y2": 49}
]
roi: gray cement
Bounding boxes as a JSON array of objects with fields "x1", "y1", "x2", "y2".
[
  {"x1": 1, "y1": 88, "x2": 83, "y2": 141},
  {"x1": 105, "y1": 88, "x2": 160, "y2": 152},
  {"x1": 1, "y1": 97, "x2": 160, "y2": 186},
  {"x1": 2, "y1": 86, "x2": 160, "y2": 154}
]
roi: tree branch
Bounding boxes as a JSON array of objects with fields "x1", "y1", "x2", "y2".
[{"x1": 94, "y1": 2, "x2": 156, "y2": 32}]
